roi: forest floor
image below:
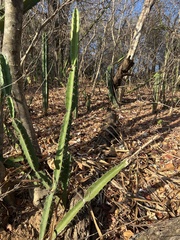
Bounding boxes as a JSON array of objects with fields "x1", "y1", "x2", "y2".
[{"x1": 1, "y1": 81, "x2": 180, "y2": 239}]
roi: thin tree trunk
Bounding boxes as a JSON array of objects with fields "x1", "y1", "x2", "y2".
[
  {"x1": 2, "y1": 0, "x2": 41, "y2": 156},
  {"x1": 0, "y1": 98, "x2": 3, "y2": 158},
  {"x1": 113, "y1": 0, "x2": 156, "y2": 103},
  {"x1": 0, "y1": 0, "x2": 42, "y2": 32},
  {"x1": 128, "y1": 0, "x2": 156, "y2": 59},
  {"x1": 0, "y1": 0, "x2": 4, "y2": 159}
]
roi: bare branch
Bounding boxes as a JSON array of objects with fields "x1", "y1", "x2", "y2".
[{"x1": 20, "y1": 0, "x2": 72, "y2": 67}]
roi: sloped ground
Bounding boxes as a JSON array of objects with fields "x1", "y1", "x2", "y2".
[{"x1": 1, "y1": 82, "x2": 180, "y2": 239}]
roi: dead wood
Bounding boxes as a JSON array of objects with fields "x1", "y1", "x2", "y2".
[
  {"x1": 132, "y1": 216, "x2": 180, "y2": 240},
  {"x1": 113, "y1": 56, "x2": 134, "y2": 89}
]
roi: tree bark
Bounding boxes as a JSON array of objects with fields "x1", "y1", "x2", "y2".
[
  {"x1": 127, "y1": 0, "x2": 156, "y2": 59},
  {"x1": 0, "y1": 0, "x2": 42, "y2": 32},
  {"x1": 113, "y1": 0, "x2": 156, "y2": 103},
  {"x1": 2, "y1": 0, "x2": 41, "y2": 156},
  {"x1": 48, "y1": 0, "x2": 70, "y2": 81},
  {"x1": 0, "y1": 98, "x2": 3, "y2": 158},
  {"x1": 133, "y1": 216, "x2": 180, "y2": 240},
  {"x1": 0, "y1": 0, "x2": 4, "y2": 159}
]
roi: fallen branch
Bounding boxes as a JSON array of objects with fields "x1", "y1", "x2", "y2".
[{"x1": 125, "y1": 134, "x2": 159, "y2": 165}]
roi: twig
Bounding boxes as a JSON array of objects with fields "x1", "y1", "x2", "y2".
[
  {"x1": 0, "y1": 182, "x2": 21, "y2": 201},
  {"x1": 125, "y1": 134, "x2": 159, "y2": 164},
  {"x1": 90, "y1": 207, "x2": 103, "y2": 240}
]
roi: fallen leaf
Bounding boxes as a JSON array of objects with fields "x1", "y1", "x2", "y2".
[
  {"x1": 160, "y1": 162, "x2": 175, "y2": 171},
  {"x1": 123, "y1": 230, "x2": 134, "y2": 240}
]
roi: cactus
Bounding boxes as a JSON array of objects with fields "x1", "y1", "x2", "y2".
[
  {"x1": 0, "y1": 53, "x2": 50, "y2": 188},
  {"x1": 152, "y1": 71, "x2": 161, "y2": 113},
  {"x1": 7, "y1": 96, "x2": 50, "y2": 189},
  {"x1": 71, "y1": 8, "x2": 79, "y2": 118},
  {"x1": 58, "y1": 7, "x2": 79, "y2": 201},
  {"x1": 106, "y1": 56, "x2": 125, "y2": 106},
  {"x1": 52, "y1": 133, "x2": 158, "y2": 238},
  {"x1": 0, "y1": 53, "x2": 12, "y2": 97},
  {"x1": 39, "y1": 8, "x2": 80, "y2": 239},
  {"x1": 106, "y1": 65, "x2": 117, "y2": 105},
  {"x1": 52, "y1": 156, "x2": 129, "y2": 238},
  {"x1": 0, "y1": 53, "x2": 12, "y2": 158}
]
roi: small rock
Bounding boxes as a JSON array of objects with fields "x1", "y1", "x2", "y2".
[{"x1": 33, "y1": 187, "x2": 49, "y2": 208}]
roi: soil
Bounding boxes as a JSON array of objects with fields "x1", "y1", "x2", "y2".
[{"x1": 1, "y1": 81, "x2": 180, "y2": 239}]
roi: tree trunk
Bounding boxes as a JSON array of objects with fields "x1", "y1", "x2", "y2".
[
  {"x1": 0, "y1": 0, "x2": 42, "y2": 32},
  {"x1": 133, "y1": 216, "x2": 180, "y2": 240},
  {"x1": 113, "y1": 0, "x2": 156, "y2": 103},
  {"x1": 0, "y1": 0, "x2": 4, "y2": 159},
  {"x1": 0, "y1": 98, "x2": 3, "y2": 158},
  {"x1": 2, "y1": 0, "x2": 41, "y2": 156},
  {"x1": 128, "y1": 0, "x2": 156, "y2": 59},
  {"x1": 48, "y1": 0, "x2": 70, "y2": 82}
]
